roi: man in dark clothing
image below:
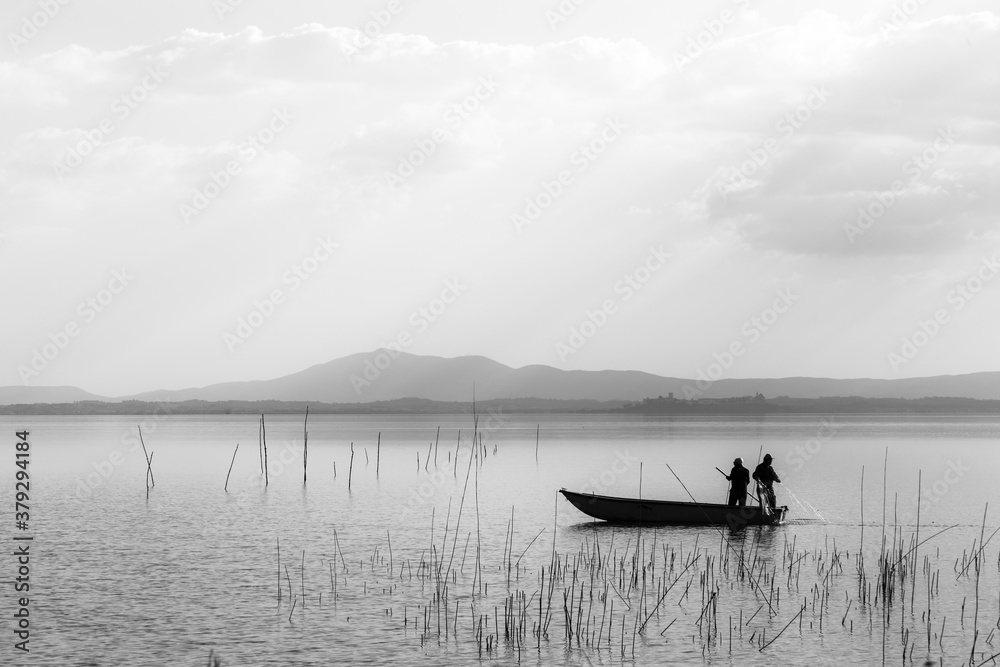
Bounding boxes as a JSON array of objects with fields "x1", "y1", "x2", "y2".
[
  {"x1": 753, "y1": 454, "x2": 781, "y2": 510},
  {"x1": 726, "y1": 457, "x2": 750, "y2": 506}
]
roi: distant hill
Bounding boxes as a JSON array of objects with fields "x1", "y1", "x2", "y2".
[
  {"x1": 121, "y1": 352, "x2": 698, "y2": 403},
  {"x1": 4, "y1": 395, "x2": 999, "y2": 416},
  {"x1": 0, "y1": 397, "x2": 626, "y2": 416},
  {"x1": 1, "y1": 351, "x2": 998, "y2": 406},
  {"x1": 0, "y1": 386, "x2": 109, "y2": 405}
]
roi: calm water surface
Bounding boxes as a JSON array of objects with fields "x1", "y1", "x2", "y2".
[{"x1": 4, "y1": 413, "x2": 1000, "y2": 666}]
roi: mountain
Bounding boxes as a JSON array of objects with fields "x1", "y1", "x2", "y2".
[
  {"x1": 123, "y1": 352, "x2": 693, "y2": 403},
  {"x1": 1, "y1": 351, "x2": 998, "y2": 405},
  {"x1": 0, "y1": 386, "x2": 110, "y2": 405}
]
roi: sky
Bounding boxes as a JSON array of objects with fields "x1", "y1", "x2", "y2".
[{"x1": 2, "y1": 0, "x2": 998, "y2": 396}]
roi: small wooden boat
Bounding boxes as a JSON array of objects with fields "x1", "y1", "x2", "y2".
[{"x1": 560, "y1": 488, "x2": 787, "y2": 527}]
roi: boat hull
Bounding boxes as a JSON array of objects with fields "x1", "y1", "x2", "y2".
[{"x1": 560, "y1": 489, "x2": 787, "y2": 527}]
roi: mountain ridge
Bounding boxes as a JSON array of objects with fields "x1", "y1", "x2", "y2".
[{"x1": 2, "y1": 350, "x2": 998, "y2": 405}]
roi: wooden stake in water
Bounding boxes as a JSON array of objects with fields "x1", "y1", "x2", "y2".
[
  {"x1": 137, "y1": 425, "x2": 155, "y2": 488},
  {"x1": 144, "y1": 452, "x2": 154, "y2": 500},
  {"x1": 387, "y1": 530, "x2": 393, "y2": 574},
  {"x1": 303, "y1": 406, "x2": 309, "y2": 485},
  {"x1": 261, "y1": 413, "x2": 269, "y2": 487},
  {"x1": 224, "y1": 443, "x2": 239, "y2": 492},
  {"x1": 348, "y1": 442, "x2": 355, "y2": 490},
  {"x1": 376, "y1": 432, "x2": 381, "y2": 478},
  {"x1": 535, "y1": 424, "x2": 539, "y2": 463}
]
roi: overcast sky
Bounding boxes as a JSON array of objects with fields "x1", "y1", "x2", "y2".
[{"x1": 2, "y1": 0, "x2": 998, "y2": 396}]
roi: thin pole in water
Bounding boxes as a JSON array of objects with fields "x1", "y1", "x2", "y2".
[
  {"x1": 348, "y1": 442, "x2": 355, "y2": 490},
  {"x1": 145, "y1": 452, "x2": 154, "y2": 500},
  {"x1": 224, "y1": 443, "x2": 239, "y2": 492},
  {"x1": 138, "y1": 425, "x2": 155, "y2": 488},
  {"x1": 303, "y1": 406, "x2": 309, "y2": 485},
  {"x1": 261, "y1": 414, "x2": 269, "y2": 487}
]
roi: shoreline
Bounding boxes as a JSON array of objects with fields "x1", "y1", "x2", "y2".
[{"x1": 3, "y1": 395, "x2": 1000, "y2": 416}]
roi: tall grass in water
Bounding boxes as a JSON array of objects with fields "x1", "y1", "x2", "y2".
[{"x1": 261, "y1": 427, "x2": 994, "y2": 665}]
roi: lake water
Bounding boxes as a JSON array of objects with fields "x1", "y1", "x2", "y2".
[{"x1": 4, "y1": 413, "x2": 1000, "y2": 666}]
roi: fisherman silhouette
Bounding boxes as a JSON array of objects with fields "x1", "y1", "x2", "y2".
[
  {"x1": 752, "y1": 453, "x2": 781, "y2": 510},
  {"x1": 725, "y1": 457, "x2": 750, "y2": 506}
]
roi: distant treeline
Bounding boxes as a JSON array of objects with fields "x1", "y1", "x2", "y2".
[
  {"x1": 0, "y1": 397, "x2": 627, "y2": 416},
  {"x1": 3, "y1": 394, "x2": 1000, "y2": 415},
  {"x1": 615, "y1": 394, "x2": 1000, "y2": 414}
]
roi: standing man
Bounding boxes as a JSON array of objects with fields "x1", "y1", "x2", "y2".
[
  {"x1": 726, "y1": 457, "x2": 750, "y2": 506},
  {"x1": 752, "y1": 453, "x2": 781, "y2": 510}
]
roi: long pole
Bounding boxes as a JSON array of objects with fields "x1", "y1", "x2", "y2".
[
  {"x1": 262, "y1": 414, "x2": 268, "y2": 487},
  {"x1": 138, "y1": 425, "x2": 155, "y2": 488},
  {"x1": 303, "y1": 406, "x2": 309, "y2": 485},
  {"x1": 348, "y1": 443, "x2": 354, "y2": 490},
  {"x1": 225, "y1": 443, "x2": 239, "y2": 492}
]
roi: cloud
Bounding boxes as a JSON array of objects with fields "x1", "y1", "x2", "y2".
[{"x1": 678, "y1": 10, "x2": 1000, "y2": 257}]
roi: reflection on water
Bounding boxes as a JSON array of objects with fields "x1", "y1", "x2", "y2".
[{"x1": 6, "y1": 413, "x2": 1000, "y2": 665}]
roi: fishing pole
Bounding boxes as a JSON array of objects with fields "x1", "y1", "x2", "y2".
[{"x1": 716, "y1": 467, "x2": 731, "y2": 503}]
